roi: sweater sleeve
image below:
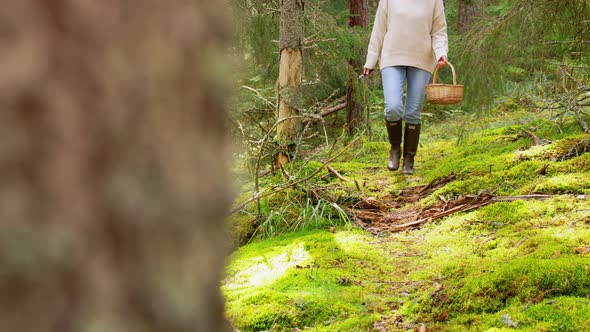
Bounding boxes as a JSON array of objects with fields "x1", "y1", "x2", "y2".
[
  {"x1": 364, "y1": 0, "x2": 387, "y2": 70},
  {"x1": 431, "y1": 0, "x2": 448, "y2": 62}
]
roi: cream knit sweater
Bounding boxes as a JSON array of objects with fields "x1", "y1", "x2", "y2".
[{"x1": 364, "y1": 0, "x2": 448, "y2": 73}]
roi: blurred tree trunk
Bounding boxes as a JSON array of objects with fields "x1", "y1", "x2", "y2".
[
  {"x1": 458, "y1": 0, "x2": 486, "y2": 34},
  {"x1": 276, "y1": 0, "x2": 304, "y2": 167},
  {"x1": 349, "y1": 0, "x2": 369, "y2": 28},
  {"x1": 0, "y1": 1, "x2": 232, "y2": 331},
  {"x1": 346, "y1": 0, "x2": 369, "y2": 135}
]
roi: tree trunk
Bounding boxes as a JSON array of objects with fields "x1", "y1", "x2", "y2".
[
  {"x1": 349, "y1": 0, "x2": 369, "y2": 28},
  {"x1": 276, "y1": 0, "x2": 304, "y2": 167},
  {"x1": 458, "y1": 0, "x2": 486, "y2": 34},
  {"x1": 346, "y1": 0, "x2": 369, "y2": 134},
  {"x1": 0, "y1": 1, "x2": 232, "y2": 331}
]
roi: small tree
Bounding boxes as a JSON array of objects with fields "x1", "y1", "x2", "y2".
[
  {"x1": 276, "y1": 0, "x2": 305, "y2": 167},
  {"x1": 346, "y1": 0, "x2": 370, "y2": 134}
]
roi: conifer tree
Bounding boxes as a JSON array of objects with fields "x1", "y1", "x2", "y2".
[
  {"x1": 276, "y1": 0, "x2": 305, "y2": 166},
  {"x1": 346, "y1": 0, "x2": 369, "y2": 134}
]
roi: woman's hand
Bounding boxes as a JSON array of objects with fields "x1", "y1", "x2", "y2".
[
  {"x1": 437, "y1": 56, "x2": 448, "y2": 69},
  {"x1": 359, "y1": 68, "x2": 374, "y2": 78}
]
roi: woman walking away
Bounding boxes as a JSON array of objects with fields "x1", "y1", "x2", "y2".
[{"x1": 362, "y1": 0, "x2": 449, "y2": 175}]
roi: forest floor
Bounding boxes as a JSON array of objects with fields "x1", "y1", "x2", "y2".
[{"x1": 224, "y1": 100, "x2": 590, "y2": 331}]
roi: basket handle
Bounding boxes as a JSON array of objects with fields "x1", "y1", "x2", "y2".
[{"x1": 432, "y1": 61, "x2": 457, "y2": 85}]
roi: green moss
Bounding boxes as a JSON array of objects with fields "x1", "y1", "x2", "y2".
[
  {"x1": 448, "y1": 257, "x2": 590, "y2": 313},
  {"x1": 534, "y1": 173, "x2": 590, "y2": 194},
  {"x1": 554, "y1": 153, "x2": 590, "y2": 173},
  {"x1": 440, "y1": 297, "x2": 590, "y2": 331},
  {"x1": 513, "y1": 135, "x2": 589, "y2": 162},
  {"x1": 223, "y1": 229, "x2": 409, "y2": 331}
]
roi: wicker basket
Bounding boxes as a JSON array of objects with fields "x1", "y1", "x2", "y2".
[{"x1": 425, "y1": 62, "x2": 464, "y2": 105}]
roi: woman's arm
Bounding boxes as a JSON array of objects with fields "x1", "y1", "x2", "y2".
[
  {"x1": 363, "y1": 0, "x2": 388, "y2": 71},
  {"x1": 431, "y1": 0, "x2": 448, "y2": 68}
]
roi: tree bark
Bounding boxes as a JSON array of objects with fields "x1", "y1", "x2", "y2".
[
  {"x1": 0, "y1": 1, "x2": 232, "y2": 331},
  {"x1": 458, "y1": 0, "x2": 486, "y2": 34},
  {"x1": 346, "y1": 0, "x2": 369, "y2": 134},
  {"x1": 349, "y1": 0, "x2": 369, "y2": 28},
  {"x1": 276, "y1": 0, "x2": 305, "y2": 167}
]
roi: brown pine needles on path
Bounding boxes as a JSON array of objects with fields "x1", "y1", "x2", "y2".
[{"x1": 342, "y1": 173, "x2": 587, "y2": 234}]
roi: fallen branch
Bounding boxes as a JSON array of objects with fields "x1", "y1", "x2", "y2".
[
  {"x1": 229, "y1": 132, "x2": 363, "y2": 215},
  {"x1": 498, "y1": 129, "x2": 550, "y2": 146},
  {"x1": 574, "y1": 111, "x2": 589, "y2": 133},
  {"x1": 558, "y1": 137, "x2": 590, "y2": 161},
  {"x1": 391, "y1": 196, "x2": 493, "y2": 231},
  {"x1": 356, "y1": 194, "x2": 587, "y2": 233},
  {"x1": 329, "y1": 95, "x2": 347, "y2": 105},
  {"x1": 320, "y1": 102, "x2": 347, "y2": 117},
  {"x1": 491, "y1": 194, "x2": 554, "y2": 201},
  {"x1": 522, "y1": 129, "x2": 541, "y2": 146},
  {"x1": 419, "y1": 173, "x2": 457, "y2": 195},
  {"x1": 252, "y1": 114, "x2": 325, "y2": 215},
  {"x1": 515, "y1": 236, "x2": 529, "y2": 248},
  {"x1": 390, "y1": 194, "x2": 588, "y2": 231},
  {"x1": 326, "y1": 164, "x2": 352, "y2": 183},
  {"x1": 479, "y1": 237, "x2": 497, "y2": 246}
]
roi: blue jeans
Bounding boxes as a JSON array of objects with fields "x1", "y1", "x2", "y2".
[{"x1": 381, "y1": 66, "x2": 432, "y2": 124}]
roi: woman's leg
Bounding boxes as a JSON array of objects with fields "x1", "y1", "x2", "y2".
[
  {"x1": 381, "y1": 66, "x2": 406, "y2": 170},
  {"x1": 404, "y1": 67, "x2": 431, "y2": 125},
  {"x1": 401, "y1": 67, "x2": 431, "y2": 175},
  {"x1": 381, "y1": 66, "x2": 405, "y2": 122}
]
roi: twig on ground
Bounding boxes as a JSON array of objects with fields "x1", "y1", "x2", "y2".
[
  {"x1": 558, "y1": 137, "x2": 590, "y2": 161},
  {"x1": 326, "y1": 165, "x2": 352, "y2": 183},
  {"x1": 515, "y1": 236, "x2": 529, "y2": 248},
  {"x1": 522, "y1": 129, "x2": 541, "y2": 146},
  {"x1": 360, "y1": 194, "x2": 586, "y2": 233},
  {"x1": 499, "y1": 128, "x2": 550, "y2": 146},
  {"x1": 419, "y1": 173, "x2": 457, "y2": 195}
]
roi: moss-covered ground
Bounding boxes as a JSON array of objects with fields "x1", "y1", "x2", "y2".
[{"x1": 225, "y1": 102, "x2": 590, "y2": 331}]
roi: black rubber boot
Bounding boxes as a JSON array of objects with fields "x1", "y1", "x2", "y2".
[
  {"x1": 385, "y1": 120, "x2": 402, "y2": 171},
  {"x1": 401, "y1": 123, "x2": 421, "y2": 175}
]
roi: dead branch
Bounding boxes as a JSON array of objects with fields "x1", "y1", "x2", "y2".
[
  {"x1": 537, "y1": 164, "x2": 549, "y2": 175},
  {"x1": 330, "y1": 95, "x2": 347, "y2": 105},
  {"x1": 574, "y1": 111, "x2": 589, "y2": 133},
  {"x1": 419, "y1": 173, "x2": 457, "y2": 195},
  {"x1": 558, "y1": 137, "x2": 590, "y2": 161},
  {"x1": 320, "y1": 102, "x2": 347, "y2": 116},
  {"x1": 543, "y1": 40, "x2": 590, "y2": 45},
  {"x1": 491, "y1": 194, "x2": 553, "y2": 201},
  {"x1": 354, "y1": 194, "x2": 587, "y2": 233},
  {"x1": 515, "y1": 236, "x2": 529, "y2": 248},
  {"x1": 326, "y1": 164, "x2": 352, "y2": 183},
  {"x1": 242, "y1": 85, "x2": 277, "y2": 109},
  {"x1": 544, "y1": 58, "x2": 590, "y2": 67},
  {"x1": 478, "y1": 237, "x2": 497, "y2": 246},
  {"x1": 252, "y1": 113, "x2": 325, "y2": 214},
  {"x1": 389, "y1": 194, "x2": 587, "y2": 232},
  {"x1": 522, "y1": 129, "x2": 541, "y2": 146},
  {"x1": 498, "y1": 129, "x2": 550, "y2": 146},
  {"x1": 230, "y1": 132, "x2": 364, "y2": 215}
]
